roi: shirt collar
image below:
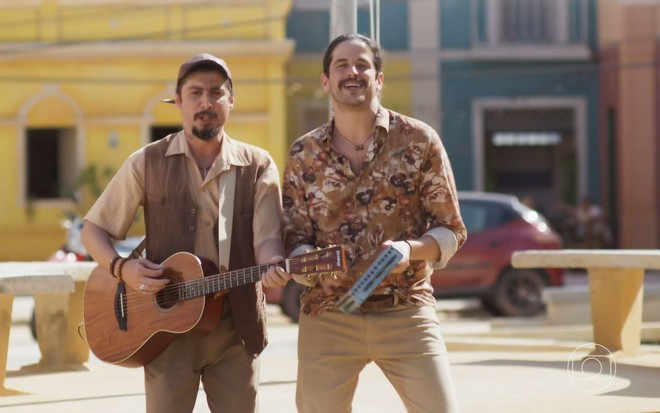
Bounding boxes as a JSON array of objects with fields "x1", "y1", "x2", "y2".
[
  {"x1": 165, "y1": 130, "x2": 251, "y2": 170},
  {"x1": 319, "y1": 105, "x2": 392, "y2": 149}
]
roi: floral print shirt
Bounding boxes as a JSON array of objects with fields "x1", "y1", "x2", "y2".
[{"x1": 282, "y1": 107, "x2": 466, "y2": 316}]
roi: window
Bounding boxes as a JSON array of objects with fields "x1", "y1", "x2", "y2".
[
  {"x1": 459, "y1": 202, "x2": 490, "y2": 234},
  {"x1": 501, "y1": 0, "x2": 554, "y2": 44},
  {"x1": 150, "y1": 126, "x2": 180, "y2": 142},
  {"x1": 476, "y1": 0, "x2": 588, "y2": 46},
  {"x1": 492, "y1": 131, "x2": 562, "y2": 146},
  {"x1": 26, "y1": 127, "x2": 77, "y2": 200},
  {"x1": 459, "y1": 200, "x2": 510, "y2": 233}
]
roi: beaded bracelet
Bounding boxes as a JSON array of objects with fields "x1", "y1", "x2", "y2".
[
  {"x1": 109, "y1": 255, "x2": 122, "y2": 278},
  {"x1": 115, "y1": 258, "x2": 129, "y2": 282}
]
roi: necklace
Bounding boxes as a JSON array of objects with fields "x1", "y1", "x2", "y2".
[
  {"x1": 335, "y1": 128, "x2": 372, "y2": 151},
  {"x1": 198, "y1": 165, "x2": 211, "y2": 179}
]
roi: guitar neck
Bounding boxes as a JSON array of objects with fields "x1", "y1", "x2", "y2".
[{"x1": 178, "y1": 260, "x2": 285, "y2": 300}]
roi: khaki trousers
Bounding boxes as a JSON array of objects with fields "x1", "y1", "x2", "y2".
[
  {"x1": 296, "y1": 305, "x2": 459, "y2": 413},
  {"x1": 144, "y1": 308, "x2": 260, "y2": 413}
]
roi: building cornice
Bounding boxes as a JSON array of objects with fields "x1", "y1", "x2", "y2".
[
  {"x1": 0, "y1": 40, "x2": 295, "y2": 61},
  {"x1": 290, "y1": 45, "x2": 592, "y2": 62},
  {"x1": 442, "y1": 45, "x2": 593, "y2": 61}
]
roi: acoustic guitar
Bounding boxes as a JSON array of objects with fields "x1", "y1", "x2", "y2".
[{"x1": 83, "y1": 246, "x2": 346, "y2": 367}]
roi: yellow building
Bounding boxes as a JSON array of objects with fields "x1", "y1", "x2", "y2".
[{"x1": 0, "y1": 0, "x2": 294, "y2": 260}]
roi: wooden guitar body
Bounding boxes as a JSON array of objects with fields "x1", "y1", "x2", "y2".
[{"x1": 83, "y1": 252, "x2": 222, "y2": 367}]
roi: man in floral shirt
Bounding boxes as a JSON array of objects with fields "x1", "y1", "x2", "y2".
[{"x1": 282, "y1": 34, "x2": 467, "y2": 413}]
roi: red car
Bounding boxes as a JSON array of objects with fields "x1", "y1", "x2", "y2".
[
  {"x1": 432, "y1": 191, "x2": 564, "y2": 317},
  {"x1": 265, "y1": 191, "x2": 564, "y2": 321}
]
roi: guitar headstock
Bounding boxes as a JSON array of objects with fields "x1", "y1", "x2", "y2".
[{"x1": 288, "y1": 246, "x2": 347, "y2": 276}]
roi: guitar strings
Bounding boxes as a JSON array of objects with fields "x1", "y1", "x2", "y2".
[
  {"x1": 118, "y1": 255, "x2": 332, "y2": 313},
  {"x1": 120, "y1": 265, "x2": 271, "y2": 313},
  {"x1": 116, "y1": 253, "x2": 340, "y2": 313}
]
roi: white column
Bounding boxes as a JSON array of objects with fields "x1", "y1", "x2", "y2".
[
  {"x1": 409, "y1": 0, "x2": 440, "y2": 131},
  {"x1": 330, "y1": 0, "x2": 357, "y2": 38}
]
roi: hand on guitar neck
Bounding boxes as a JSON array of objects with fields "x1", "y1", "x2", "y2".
[{"x1": 260, "y1": 254, "x2": 291, "y2": 289}]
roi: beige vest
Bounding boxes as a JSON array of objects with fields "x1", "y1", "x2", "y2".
[{"x1": 144, "y1": 135, "x2": 268, "y2": 356}]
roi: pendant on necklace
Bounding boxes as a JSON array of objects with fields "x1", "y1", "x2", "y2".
[{"x1": 335, "y1": 128, "x2": 370, "y2": 152}]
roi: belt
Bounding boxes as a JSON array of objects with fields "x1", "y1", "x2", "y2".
[{"x1": 359, "y1": 294, "x2": 398, "y2": 311}]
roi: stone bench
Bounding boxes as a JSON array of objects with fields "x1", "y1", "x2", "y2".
[
  {"x1": 512, "y1": 249, "x2": 660, "y2": 356},
  {"x1": 542, "y1": 284, "x2": 660, "y2": 325},
  {"x1": 0, "y1": 261, "x2": 96, "y2": 396}
]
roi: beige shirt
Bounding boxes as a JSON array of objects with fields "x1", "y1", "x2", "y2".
[{"x1": 85, "y1": 132, "x2": 282, "y2": 268}]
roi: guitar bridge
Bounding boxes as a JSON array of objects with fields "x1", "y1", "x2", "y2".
[{"x1": 114, "y1": 281, "x2": 128, "y2": 331}]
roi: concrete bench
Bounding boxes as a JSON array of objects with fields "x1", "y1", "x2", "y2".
[
  {"x1": 0, "y1": 261, "x2": 96, "y2": 396},
  {"x1": 512, "y1": 249, "x2": 660, "y2": 356},
  {"x1": 542, "y1": 284, "x2": 660, "y2": 325}
]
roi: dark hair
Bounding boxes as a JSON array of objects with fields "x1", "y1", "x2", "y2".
[
  {"x1": 322, "y1": 33, "x2": 383, "y2": 77},
  {"x1": 176, "y1": 61, "x2": 234, "y2": 97}
]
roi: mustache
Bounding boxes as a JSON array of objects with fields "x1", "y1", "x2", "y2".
[
  {"x1": 194, "y1": 110, "x2": 219, "y2": 120},
  {"x1": 339, "y1": 78, "x2": 367, "y2": 88}
]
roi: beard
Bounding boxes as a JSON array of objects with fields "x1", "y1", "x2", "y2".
[
  {"x1": 192, "y1": 126, "x2": 220, "y2": 141},
  {"x1": 192, "y1": 110, "x2": 220, "y2": 141}
]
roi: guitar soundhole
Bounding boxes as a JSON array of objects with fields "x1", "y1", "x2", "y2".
[{"x1": 155, "y1": 278, "x2": 180, "y2": 310}]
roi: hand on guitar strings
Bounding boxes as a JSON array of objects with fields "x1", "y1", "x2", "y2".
[
  {"x1": 122, "y1": 258, "x2": 168, "y2": 294},
  {"x1": 260, "y1": 255, "x2": 292, "y2": 288}
]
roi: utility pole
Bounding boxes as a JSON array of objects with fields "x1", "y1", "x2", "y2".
[
  {"x1": 328, "y1": 0, "x2": 357, "y2": 119},
  {"x1": 409, "y1": 0, "x2": 441, "y2": 133},
  {"x1": 330, "y1": 0, "x2": 357, "y2": 39}
]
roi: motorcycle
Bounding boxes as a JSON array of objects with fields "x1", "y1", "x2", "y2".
[{"x1": 48, "y1": 212, "x2": 89, "y2": 263}]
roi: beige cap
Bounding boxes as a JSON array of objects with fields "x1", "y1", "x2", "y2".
[{"x1": 162, "y1": 53, "x2": 232, "y2": 104}]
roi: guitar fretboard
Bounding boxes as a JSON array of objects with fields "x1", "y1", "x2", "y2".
[{"x1": 176, "y1": 260, "x2": 285, "y2": 301}]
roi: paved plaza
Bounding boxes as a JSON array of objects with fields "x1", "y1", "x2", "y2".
[{"x1": 3, "y1": 294, "x2": 660, "y2": 413}]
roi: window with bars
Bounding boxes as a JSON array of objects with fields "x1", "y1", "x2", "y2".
[
  {"x1": 475, "y1": 0, "x2": 588, "y2": 46},
  {"x1": 501, "y1": 0, "x2": 554, "y2": 44}
]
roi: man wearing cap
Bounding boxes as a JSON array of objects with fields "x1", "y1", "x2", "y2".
[{"x1": 81, "y1": 53, "x2": 290, "y2": 413}]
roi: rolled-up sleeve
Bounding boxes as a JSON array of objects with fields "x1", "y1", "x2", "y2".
[{"x1": 424, "y1": 226, "x2": 458, "y2": 269}]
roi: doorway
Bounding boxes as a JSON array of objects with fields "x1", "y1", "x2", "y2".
[{"x1": 473, "y1": 98, "x2": 587, "y2": 215}]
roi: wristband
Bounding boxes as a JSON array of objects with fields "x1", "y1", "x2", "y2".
[
  {"x1": 402, "y1": 240, "x2": 413, "y2": 256},
  {"x1": 109, "y1": 255, "x2": 121, "y2": 278},
  {"x1": 115, "y1": 258, "x2": 129, "y2": 282}
]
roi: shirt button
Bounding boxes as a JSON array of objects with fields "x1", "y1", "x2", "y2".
[
  {"x1": 188, "y1": 226, "x2": 195, "y2": 232},
  {"x1": 190, "y1": 208, "x2": 197, "y2": 214}
]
